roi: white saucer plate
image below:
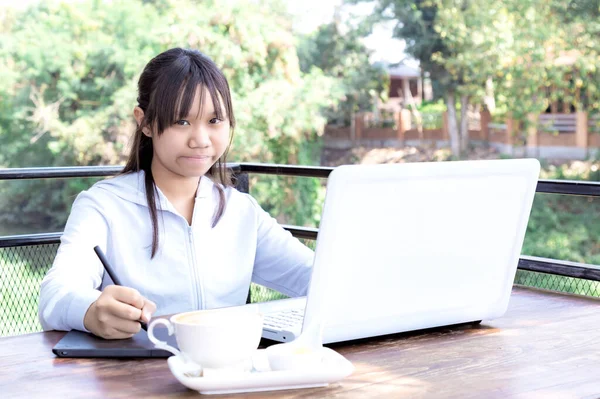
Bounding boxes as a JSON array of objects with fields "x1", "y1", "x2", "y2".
[{"x1": 167, "y1": 347, "x2": 354, "y2": 395}]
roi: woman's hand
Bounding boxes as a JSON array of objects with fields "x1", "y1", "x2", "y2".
[{"x1": 83, "y1": 285, "x2": 156, "y2": 339}]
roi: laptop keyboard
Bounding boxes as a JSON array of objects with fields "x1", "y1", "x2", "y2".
[{"x1": 263, "y1": 308, "x2": 304, "y2": 331}]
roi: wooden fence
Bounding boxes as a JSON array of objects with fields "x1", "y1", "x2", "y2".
[{"x1": 324, "y1": 110, "x2": 600, "y2": 157}]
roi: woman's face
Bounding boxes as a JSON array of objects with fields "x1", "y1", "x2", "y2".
[{"x1": 136, "y1": 85, "x2": 230, "y2": 181}]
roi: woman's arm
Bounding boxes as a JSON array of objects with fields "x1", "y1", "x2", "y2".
[
  {"x1": 249, "y1": 197, "x2": 314, "y2": 298},
  {"x1": 38, "y1": 191, "x2": 107, "y2": 332}
]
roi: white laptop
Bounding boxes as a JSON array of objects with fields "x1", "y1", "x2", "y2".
[{"x1": 258, "y1": 159, "x2": 540, "y2": 344}]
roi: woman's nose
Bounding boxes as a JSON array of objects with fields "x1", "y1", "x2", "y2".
[{"x1": 188, "y1": 126, "x2": 210, "y2": 148}]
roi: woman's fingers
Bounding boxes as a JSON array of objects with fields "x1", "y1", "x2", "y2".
[
  {"x1": 108, "y1": 286, "x2": 145, "y2": 309},
  {"x1": 103, "y1": 313, "x2": 142, "y2": 335},
  {"x1": 108, "y1": 298, "x2": 143, "y2": 322},
  {"x1": 141, "y1": 299, "x2": 157, "y2": 323},
  {"x1": 85, "y1": 285, "x2": 156, "y2": 339}
]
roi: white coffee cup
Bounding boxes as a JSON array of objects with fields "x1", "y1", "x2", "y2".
[{"x1": 148, "y1": 306, "x2": 263, "y2": 369}]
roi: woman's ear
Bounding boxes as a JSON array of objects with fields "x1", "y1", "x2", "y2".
[{"x1": 133, "y1": 107, "x2": 151, "y2": 137}]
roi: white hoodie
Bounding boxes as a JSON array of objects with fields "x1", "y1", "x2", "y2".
[{"x1": 38, "y1": 171, "x2": 314, "y2": 332}]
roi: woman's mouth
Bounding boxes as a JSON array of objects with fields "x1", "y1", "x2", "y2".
[{"x1": 181, "y1": 155, "x2": 212, "y2": 164}]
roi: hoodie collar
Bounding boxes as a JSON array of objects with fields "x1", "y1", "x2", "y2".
[{"x1": 96, "y1": 170, "x2": 215, "y2": 213}]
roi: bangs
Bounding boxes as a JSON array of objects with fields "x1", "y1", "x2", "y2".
[{"x1": 146, "y1": 52, "x2": 234, "y2": 134}]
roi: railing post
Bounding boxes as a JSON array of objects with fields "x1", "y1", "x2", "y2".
[
  {"x1": 575, "y1": 111, "x2": 588, "y2": 149},
  {"x1": 354, "y1": 113, "x2": 363, "y2": 141},
  {"x1": 442, "y1": 111, "x2": 449, "y2": 140},
  {"x1": 505, "y1": 116, "x2": 515, "y2": 146},
  {"x1": 397, "y1": 109, "x2": 410, "y2": 144},
  {"x1": 480, "y1": 109, "x2": 491, "y2": 145}
]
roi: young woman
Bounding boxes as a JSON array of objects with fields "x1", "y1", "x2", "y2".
[{"x1": 38, "y1": 48, "x2": 314, "y2": 339}]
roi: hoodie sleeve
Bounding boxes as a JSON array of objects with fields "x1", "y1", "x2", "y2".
[
  {"x1": 38, "y1": 191, "x2": 107, "y2": 332},
  {"x1": 248, "y1": 197, "x2": 314, "y2": 297}
]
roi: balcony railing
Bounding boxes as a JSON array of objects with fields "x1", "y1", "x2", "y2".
[{"x1": 1, "y1": 163, "x2": 600, "y2": 336}]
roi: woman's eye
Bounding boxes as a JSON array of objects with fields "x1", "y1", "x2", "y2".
[
  {"x1": 175, "y1": 120, "x2": 190, "y2": 126},
  {"x1": 209, "y1": 118, "x2": 223, "y2": 124}
]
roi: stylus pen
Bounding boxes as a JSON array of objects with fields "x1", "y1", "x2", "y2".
[{"x1": 93, "y1": 246, "x2": 148, "y2": 331}]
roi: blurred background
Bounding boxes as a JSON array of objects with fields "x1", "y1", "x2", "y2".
[{"x1": 0, "y1": 0, "x2": 599, "y2": 272}]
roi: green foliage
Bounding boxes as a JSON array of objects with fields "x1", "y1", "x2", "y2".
[
  {"x1": 416, "y1": 100, "x2": 445, "y2": 129},
  {"x1": 417, "y1": 100, "x2": 446, "y2": 113},
  {"x1": 351, "y1": 0, "x2": 600, "y2": 154},
  {"x1": 250, "y1": 139, "x2": 326, "y2": 227},
  {"x1": 349, "y1": 0, "x2": 511, "y2": 156},
  {"x1": 363, "y1": 0, "x2": 510, "y2": 101},
  {"x1": 296, "y1": 21, "x2": 388, "y2": 126},
  {"x1": 520, "y1": 158, "x2": 600, "y2": 266},
  {"x1": 433, "y1": 1, "x2": 514, "y2": 100},
  {"x1": 524, "y1": 194, "x2": 600, "y2": 265},
  {"x1": 0, "y1": 0, "x2": 340, "y2": 232}
]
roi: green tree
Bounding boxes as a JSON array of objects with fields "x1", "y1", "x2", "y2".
[
  {"x1": 432, "y1": 1, "x2": 514, "y2": 155},
  {"x1": 350, "y1": 0, "x2": 514, "y2": 157},
  {"x1": 547, "y1": 0, "x2": 600, "y2": 113},
  {"x1": 0, "y1": 0, "x2": 338, "y2": 231},
  {"x1": 350, "y1": 0, "x2": 600, "y2": 156},
  {"x1": 297, "y1": 19, "x2": 388, "y2": 126}
]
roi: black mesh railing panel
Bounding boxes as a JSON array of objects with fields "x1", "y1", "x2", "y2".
[
  {"x1": 515, "y1": 269, "x2": 600, "y2": 297},
  {"x1": 3, "y1": 238, "x2": 600, "y2": 336},
  {"x1": 0, "y1": 239, "x2": 318, "y2": 335},
  {"x1": 0, "y1": 244, "x2": 58, "y2": 336}
]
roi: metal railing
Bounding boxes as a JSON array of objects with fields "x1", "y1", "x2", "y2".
[{"x1": 1, "y1": 163, "x2": 600, "y2": 337}]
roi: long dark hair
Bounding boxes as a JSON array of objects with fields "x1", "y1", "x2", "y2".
[{"x1": 122, "y1": 48, "x2": 236, "y2": 258}]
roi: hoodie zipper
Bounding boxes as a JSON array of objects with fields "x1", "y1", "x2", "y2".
[
  {"x1": 187, "y1": 200, "x2": 205, "y2": 310},
  {"x1": 187, "y1": 227, "x2": 200, "y2": 310}
]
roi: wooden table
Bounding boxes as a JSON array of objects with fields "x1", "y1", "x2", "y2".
[{"x1": 2, "y1": 287, "x2": 600, "y2": 398}]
